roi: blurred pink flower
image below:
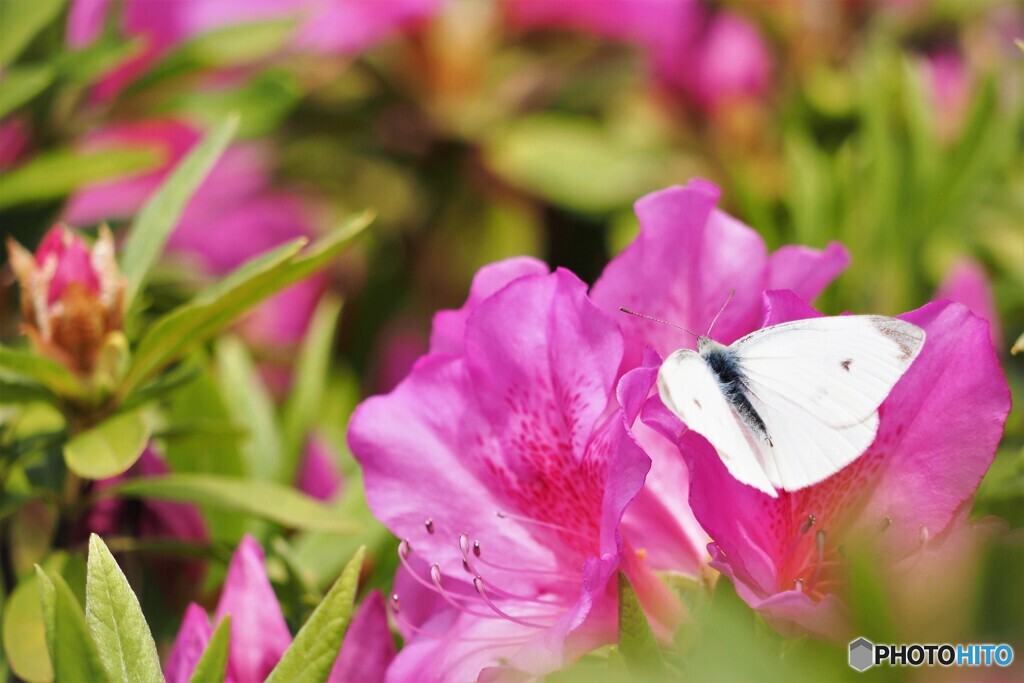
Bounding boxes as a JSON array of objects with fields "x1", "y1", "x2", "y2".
[
  {"x1": 632, "y1": 290, "x2": 1009, "y2": 640},
  {"x1": 64, "y1": 119, "x2": 325, "y2": 349},
  {"x1": 590, "y1": 180, "x2": 848, "y2": 576},
  {"x1": 297, "y1": 434, "x2": 344, "y2": 502},
  {"x1": 7, "y1": 224, "x2": 125, "y2": 374},
  {"x1": 936, "y1": 259, "x2": 1002, "y2": 351},
  {"x1": 921, "y1": 48, "x2": 973, "y2": 142},
  {"x1": 68, "y1": 0, "x2": 439, "y2": 99},
  {"x1": 349, "y1": 264, "x2": 654, "y2": 680},
  {"x1": 84, "y1": 446, "x2": 208, "y2": 603},
  {"x1": 370, "y1": 323, "x2": 429, "y2": 395},
  {"x1": 166, "y1": 535, "x2": 395, "y2": 682},
  {"x1": 690, "y1": 13, "x2": 772, "y2": 110},
  {"x1": 506, "y1": 1, "x2": 771, "y2": 110},
  {"x1": 0, "y1": 119, "x2": 29, "y2": 170}
]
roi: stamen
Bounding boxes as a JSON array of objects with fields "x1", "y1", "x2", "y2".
[
  {"x1": 425, "y1": 518, "x2": 435, "y2": 535},
  {"x1": 808, "y1": 529, "x2": 827, "y2": 589},
  {"x1": 473, "y1": 540, "x2": 481, "y2": 557},
  {"x1": 793, "y1": 578, "x2": 804, "y2": 592},
  {"x1": 881, "y1": 516, "x2": 892, "y2": 532},
  {"x1": 800, "y1": 514, "x2": 817, "y2": 535},
  {"x1": 919, "y1": 525, "x2": 929, "y2": 545},
  {"x1": 459, "y1": 533, "x2": 560, "y2": 605},
  {"x1": 782, "y1": 513, "x2": 818, "y2": 562},
  {"x1": 391, "y1": 593, "x2": 400, "y2": 613},
  {"x1": 495, "y1": 510, "x2": 575, "y2": 535},
  {"x1": 473, "y1": 577, "x2": 550, "y2": 629}
]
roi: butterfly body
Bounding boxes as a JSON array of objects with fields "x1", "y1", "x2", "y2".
[
  {"x1": 657, "y1": 315, "x2": 926, "y2": 497},
  {"x1": 697, "y1": 337, "x2": 772, "y2": 447}
]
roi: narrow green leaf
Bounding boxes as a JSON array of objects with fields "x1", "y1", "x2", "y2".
[
  {"x1": 36, "y1": 567, "x2": 110, "y2": 683},
  {"x1": 63, "y1": 410, "x2": 151, "y2": 480},
  {"x1": 121, "y1": 116, "x2": 239, "y2": 310},
  {"x1": 85, "y1": 535, "x2": 163, "y2": 683},
  {"x1": 0, "y1": 64, "x2": 55, "y2": 118},
  {"x1": 0, "y1": 344, "x2": 84, "y2": 398},
  {"x1": 181, "y1": 18, "x2": 298, "y2": 66},
  {"x1": 616, "y1": 571, "x2": 664, "y2": 680},
  {"x1": 266, "y1": 547, "x2": 365, "y2": 683},
  {"x1": 109, "y1": 474, "x2": 362, "y2": 533},
  {"x1": 0, "y1": 148, "x2": 160, "y2": 210},
  {"x1": 120, "y1": 212, "x2": 371, "y2": 396},
  {"x1": 0, "y1": 0, "x2": 66, "y2": 67},
  {"x1": 281, "y1": 296, "x2": 342, "y2": 477},
  {"x1": 188, "y1": 616, "x2": 231, "y2": 683},
  {"x1": 56, "y1": 37, "x2": 145, "y2": 84},
  {"x1": 216, "y1": 337, "x2": 282, "y2": 482}
]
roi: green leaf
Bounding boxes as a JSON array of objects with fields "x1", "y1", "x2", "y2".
[
  {"x1": 484, "y1": 114, "x2": 665, "y2": 213},
  {"x1": 616, "y1": 571, "x2": 664, "y2": 680},
  {"x1": 0, "y1": 344, "x2": 84, "y2": 398},
  {"x1": 85, "y1": 535, "x2": 163, "y2": 683},
  {"x1": 0, "y1": 0, "x2": 66, "y2": 67},
  {"x1": 3, "y1": 563, "x2": 53, "y2": 681},
  {"x1": 189, "y1": 616, "x2": 231, "y2": 683},
  {"x1": 110, "y1": 474, "x2": 362, "y2": 533},
  {"x1": 121, "y1": 116, "x2": 239, "y2": 310},
  {"x1": 120, "y1": 212, "x2": 372, "y2": 397},
  {"x1": 36, "y1": 568, "x2": 110, "y2": 683},
  {"x1": 63, "y1": 411, "x2": 151, "y2": 480},
  {"x1": 266, "y1": 547, "x2": 365, "y2": 683},
  {"x1": 0, "y1": 378, "x2": 56, "y2": 405},
  {"x1": 55, "y1": 37, "x2": 145, "y2": 84},
  {"x1": 0, "y1": 64, "x2": 55, "y2": 118},
  {"x1": 281, "y1": 296, "x2": 342, "y2": 478},
  {"x1": 216, "y1": 337, "x2": 282, "y2": 482},
  {"x1": 0, "y1": 147, "x2": 161, "y2": 210}
]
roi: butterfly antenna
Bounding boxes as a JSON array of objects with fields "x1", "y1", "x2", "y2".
[
  {"x1": 618, "y1": 307, "x2": 701, "y2": 340},
  {"x1": 705, "y1": 289, "x2": 735, "y2": 337}
]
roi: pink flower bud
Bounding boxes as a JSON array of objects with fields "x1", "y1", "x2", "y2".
[
  {"x1": 692, "y1": 13, "x2": 772, "y2": 111},
  {"x1": 7, "y1": 224, "x2": 125, "y2": 374}
]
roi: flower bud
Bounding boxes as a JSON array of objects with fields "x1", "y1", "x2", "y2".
[{"x1": 7, "y1": 224, "x2": 125, "y2": 375}]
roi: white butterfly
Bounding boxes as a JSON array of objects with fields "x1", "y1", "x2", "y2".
[{"x1": 623, "y1": 298, "x2": 926, "y2": 497}]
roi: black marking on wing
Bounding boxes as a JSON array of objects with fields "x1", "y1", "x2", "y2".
[
  {"x1": 703, "y1": 348, "x2": 772, "y2": 446},
  {"x1": 841, "y1": 359, "x2": 852, "y2": 372}
]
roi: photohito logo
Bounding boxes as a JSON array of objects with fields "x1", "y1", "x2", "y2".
[{"x1": 849, "y1": 638, "x2": 1014, "y2": 672}]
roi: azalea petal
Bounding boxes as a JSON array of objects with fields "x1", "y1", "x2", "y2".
[
  {"x1": 328, "y1": 591, "x2": 396, "y2": 683},
  {"x1": 591, "y1": 180, "x2": 769, "y2": 369},
  {"x1": 766, "y1": 243, "x2": 850, "y2": 304},
  {"x1": 214, "y1": 536, "x2": 292, "y2": 682},
  {"x1": 429, "y1": 257, "x2": 549, "y2": 354},
  {"x1": 935, "y1": 258, "x2": 1002, "y2": 350},
  {"x1": 164, "y1": 603, "x2": 213, "y2": 683}
]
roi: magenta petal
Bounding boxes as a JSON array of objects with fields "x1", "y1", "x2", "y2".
[
  {"x1": 296, "y1": 435, "x2": 343, "y2": 502},
  {"x1": 766, "y1": 242, "x2": 850, "y2": 304},
  {"x1": 429, "y1": 256, "x2": 549, "y2": 354},
  {"x1": 328, "y1": 591, "x2": 396, "y2": 683},
  {"x1": 214, "y1": 536, "x2": 292, "y2": 682},
  {"x1": 849, "y1": 301, "x2": 1010, "y2": 554},
  {"x1": 164, "y1": 604, "x2": 213, "y2": 683},
  {"x1": 935, "y1": 259, "x2": 1002, "y2": 350},
  {"x1": 591, "y1": 180, "x2": 769, "y2": 368},
  {"x1": 759, "y1": 289, "x2": 825, "y2": 328},
  {"x1": 296, "y1": 0, "x2": 440, "y2": 54},
  {"x1": 691, "y1": 13, "x2": 771, "y2": 110}
]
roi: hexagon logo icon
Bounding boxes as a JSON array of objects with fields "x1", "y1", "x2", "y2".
[{"x1": 849, "y1": 637, "x2": 875, "y2": 672}]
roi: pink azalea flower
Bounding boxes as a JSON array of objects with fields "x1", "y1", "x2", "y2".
[
  {"x1": 589, "y1": 179, "x2": 849, "y2": 576},
  {"x1": 68, "y1": 0, "x2": 439, "y2": 99},
  {"x1": 630, "y1": 290, "x2": 1010, "y2": 640},
  {"x1": 348, "y1": 264, "x2": 653, "y2": 681},
  {"x1": 166, "y1": 535, "x2": 395, "y2": 682},
  {"x1": 936, "y1": 258, "x2": 1002, "y2": 351},
  {"x1": 64, "y1": 119, "x2": 325, "y2": 349},
  {"x1": 920, "y1": 48, "x2": 974, "y2": 142}
]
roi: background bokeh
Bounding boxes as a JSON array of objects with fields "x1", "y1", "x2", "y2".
[{"x1": 1, "y1": 0, "x2": 1022, "y2": 680}]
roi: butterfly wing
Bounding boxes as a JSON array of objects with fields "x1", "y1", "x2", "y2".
[
  {"x1": 657, "y1": 349, "x2": 778, "y2": 496},
  {"x1": 732, "y1": 315, "x2": 925, "y2": 491}
]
